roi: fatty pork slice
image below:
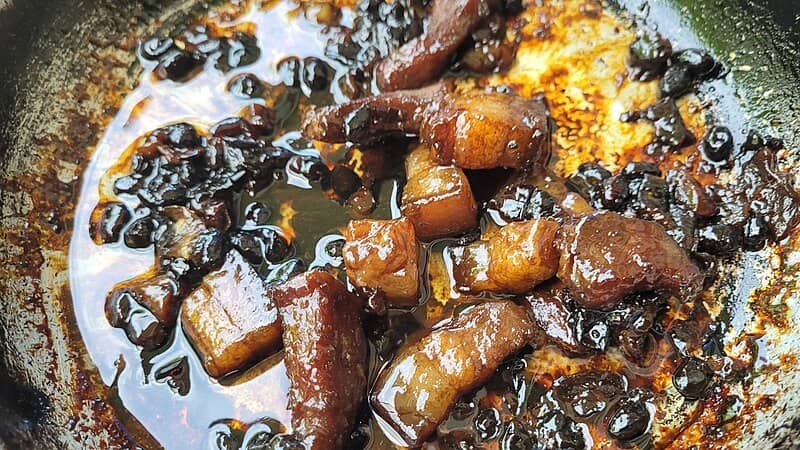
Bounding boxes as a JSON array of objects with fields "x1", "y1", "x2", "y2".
[
  {"x1": 180, "y1": 250, "x2": 281, "y2": 378},
  {"x1": 273, "y1": 270, "x2": 367, "y2": 450},
  {"x1": 402, "y1": 145, "x2": 478, "y2": 241},
  {"x1": 452, "y1": 218, "x2": 560, "y2": 294},
  {"x1": 371, "y1": 300, "x2": 535, "y2": 447},
  {"x1": 343, "y1": 217, "x2": 420, "y2": 306}
]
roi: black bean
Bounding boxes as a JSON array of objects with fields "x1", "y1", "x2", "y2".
[
  {"x1": 627, "y1": 29, "x2": 672, "y2": 81},
  {"x1": 621, "y1": 161, "x2": 661, "y2": 179},
  {"x1": 567, "y1": 162, "x2": 611, "y2": 204},
  {"x1": 140, "y1": 37, "x2": 175, "y2": 61},
  {"x1": 696, "y1": 224, "x2": 741, "y2": 256},
  {"x1": 600, "y1": 176, "x2": 629, "y2": 211},
  {"x1": 124, "y1": 217, "x2": 156, "y2": 249},
  {"x1": 287, "y1": 155, "x2": 331, "y2": 186},
  {"x1": 672, "y1": 48, "x2": 716, "y2": 79},
  {"x1": 330, "y1": 165, "x2": 363, "y2": 200},
  {"x1": 228, "y1": 73, "x2": 264, "y2": 99},
  {"x1": 474, "y1": 408, "x2": 501, "y2": 440},
  {"x1": 702, "y1": 126, "x2": 733, "y2": 163},
  {"x1": 91, "y1": 202, "x2": 132, "y2": 244},
  {"x1": 113, "y1": 175, "x2": 141, "y2": 195},
  {"x1": 302, "y1": 57, "x2": 334, "y2": 92},
  {"x1": 660, "y1": 64, "x2": 693, "y2": 98},
  {"x1": 743, "y1": 213, "x2": 770, "y2": 251},
  {"x1": 608, "y1": 398, "x2": 651, "y2": 442},
  {"x1": 155, "y1": 50, "x2": 204, "y2": 82},
  {"x1": 673, "y1": 357, "x2": 712, "y2": 400},
  {"x1": 242, "y1": 202, "x2": 272, "y2": 227},
  {"x1": 223, "y1": 32, "x2": 260, "y2": 70}
]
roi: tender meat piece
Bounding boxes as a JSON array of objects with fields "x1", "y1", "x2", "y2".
[
  {"x1": 105, "y1": 271, "x2": 183, "y2": 349},
  {"x1": 452, "y1": 219, "x2": 560, "y2": 294},
  {"x1": 343, "y1": 217, "x2": 420, "y2": 306},
  {"x1": 273, "y1": 271, "x2": 367, "y2": 450},
  {"x1": 557, "y1": 211, "x2": 703, "y2": 309},
  {"x1": 402, "y1": 145, "x2": 478, "y2": 240},
  {"x1": 303, "y1": 84, "x2": 551, "y2": 170},
  {"x1": 376, "y1": 0, "x2": 489, "y2": 91},
  {"x1": 181, "y1": 250, "x2": 281, "y2": 378},
  {"x1": 739, "y1": 148, "x2": 800, "y2": 240},
  {"x1": 371, "y1": 301, "x2": 535, "y2": 446}
]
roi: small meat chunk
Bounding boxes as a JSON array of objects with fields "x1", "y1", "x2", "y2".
[
  {"x1": 105, "y1": 271, "x2": 183, "y2": 349},
  {"x1": 557, "y1": 211, "x2": 703, "y2": 309},
  {"x1": 402, "y1": 145, "x2": 478, "y2": 240},
  {"x1": 452, "y1": 219, "x2": 560, "y2": 294},
  {"x1": 525, "y1": 286, "x2": 605, "y2": 356},
  {"x1": 156, "y1": 206, "x2": 227, "y2": 280},
  {"x1": 303, "y1": 84, "x2": 551, "y2": 170},
  {"x1": 181, "y1": 250, "x2": 281, "y2": 378},
  {"x1": 273, "y1": 271, "x2": 367, "y2": 450},
  {"x1": 371, "y1": 301, "x2": 535, "y2": 446},
  {"x1": 343, "y1": 217, "x2": 420, "y2": 306},
  {"x1": 376, "y1": 0, "x2": 489, "y2": 91}
]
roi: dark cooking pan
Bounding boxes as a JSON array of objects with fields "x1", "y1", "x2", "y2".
[{"x1": 1, "y1": 0, "x2": 800, "y2": 449}]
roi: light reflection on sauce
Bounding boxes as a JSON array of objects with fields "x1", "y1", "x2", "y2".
[{"x1": 69, "y1": 2, "x2": 345, "y2": 449}]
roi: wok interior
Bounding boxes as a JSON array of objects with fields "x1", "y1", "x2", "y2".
[{"x1": 3, "y1": 0, "x2": 792, "y2": 450}]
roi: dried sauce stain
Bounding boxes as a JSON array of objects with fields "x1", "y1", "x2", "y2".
[{"x1": 491, "y1": 0, "x2": 706, "y2": 176}]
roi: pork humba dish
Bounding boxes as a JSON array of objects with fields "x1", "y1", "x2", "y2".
[{"x1": 71, "y1": 0, "x2": 800, "y2": 448}]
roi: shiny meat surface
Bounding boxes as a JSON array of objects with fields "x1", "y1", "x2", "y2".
[
  {"x1": 180, "y1": 250, "x2": 281, "y2": 378},
  {"x1": 273, "y1": 271, "x2": 367, "y2": 450},
  {"x1": 343, "y1": 217, "x2": 420, "y2": 306},
  {"x1": 525, "y1": 287, "x2": 587, "y2": 356},
  {"x1": 106, "y1": 271, "x2": 182, "y2": 326},
  {"x1": 376, "y1": 0, "x2": 488, "y2": 91},
  {"x1": 371, "y1": 301, "x2": 536, "y2": 446},
  {"x1": 452, "y1": 219, "x2": 560, "y2": 294},
  {"x1": 302, "y1": 84, "x2": 551, "y2": 170},
  {"x1": 557, "y1": 211, "x2": 704, "y2": 309},
  {"x1": 401, "y1": 145, "x2": 478, "y2": 240}
]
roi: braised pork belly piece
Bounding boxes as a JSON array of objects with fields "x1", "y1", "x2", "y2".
[
  {"x1": 343, "y1": 217, "x2": 421, "y2": 306},
  {"x1": 376, "y1": 0, "x2": 489, "y2": 91},
  {"x1": 401, "y1": 145, "x2": 478, "y2": 240},
  {"x1": 371, "y1": 301, "x2": 536, "y2": 447},
  {"x1": 303, "y1": 83, "x2": 551, "y2": 170},
  {"x1": 557, "y1": 211, "x2": 704, "y2": 310},
  {"x1": 180, "y1": 250, "x2": 281, "y2": 378},
  {"x1": 273, "y1": 271, "x2": 367, "y2": 450},
  {"x1": 452, "y1": 218, "x2": 560, "y2": 294},
  {"x1": 105, "y1": 271, "x2": 184, "y2": 349}
]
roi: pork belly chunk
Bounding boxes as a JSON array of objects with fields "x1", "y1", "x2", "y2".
[
  {"x1": 343, "y1": 217, "x2": 420, "y2": 306},
  {"x1": 452, "y1": 219, "x2": 560, "y2": 294},
  {"x1": 371, "y1": 301, "x2": 536, "y2": 447},
  {"x1": 273, "y1": 270, "x2": 367, "y2": 450},
  {"x1": 557, "y1": 211, "x2": 704, "y2": 310},
  {"x1": 181, "y1": 250, "x2": 281, "y2": 378},
  {"x1": 302, "y1": 84, "x2": 551, "y2": 170},
  {"x1": 402, "y1": 145, "x2": 478, "y2": 240},
  {"x1": 105, "y1": 271, "x2": 183, "y2": 349},
  {"x1": 376, "y1": 0, "x2": 488, "y2": 91}
]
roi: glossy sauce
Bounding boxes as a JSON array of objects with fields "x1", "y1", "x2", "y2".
[{"x1": 67, "y1": 0, "x2": 788, "y2": 449}]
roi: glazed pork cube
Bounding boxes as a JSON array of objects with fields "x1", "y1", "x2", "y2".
[
  {"x1": 402, "y1": 145, "x2": 478, "y2": 241},
  {"x1": 557, "y1": 211, "x2": 704, "y2": 310},
  {"x1": 180, "y1": 250, "x2": 281, "y2": 378},
  {"x1": 452, "y1": 219, "x2": 560, "y2": 294},
  {"x1": 343, "y1": 217, "x2": 420, "y2": 306},
  {"x1": 105, "y1": 271, "x2": 184, "y2": 349},
  {"x1": 371, "y1": 301, "x2": 535, "y2": 447},
  {"x1": 273, "y1": 271, "x2": 367, "y2": 450}
]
